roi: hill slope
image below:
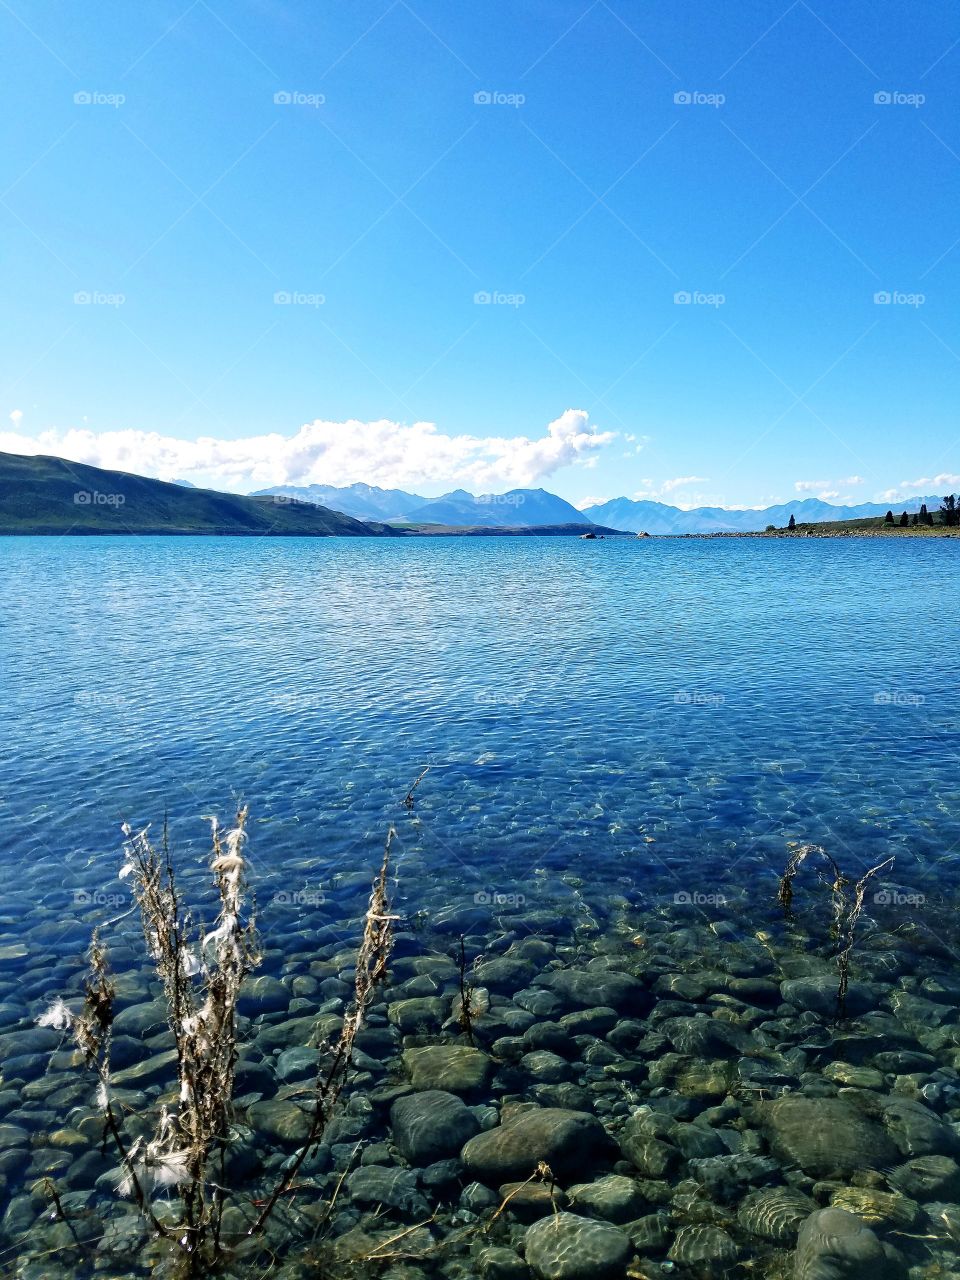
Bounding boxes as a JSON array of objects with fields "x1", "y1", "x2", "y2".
[{"x1": 0, "y1": 452, "x2": 391, "y2": 536}]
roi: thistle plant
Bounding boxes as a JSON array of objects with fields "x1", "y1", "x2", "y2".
[{"x1": 778, "y1": 841, "x2": 894, "y2": 1019}]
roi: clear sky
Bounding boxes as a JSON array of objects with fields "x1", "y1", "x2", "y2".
[{"x1": 1, "y1": 0, "x2": 958, "y2": 507}]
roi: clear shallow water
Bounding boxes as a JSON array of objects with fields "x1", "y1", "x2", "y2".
[
  {"x1": 2, "y1": 534, "x2": 958, "y2": 915},
  {"x1": 2, "y1": 534, "x2": 960, "y2": 1276}
]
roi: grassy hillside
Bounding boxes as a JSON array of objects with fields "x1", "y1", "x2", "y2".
[{"x1": 0, "y1": 452, "x2": 393, "y2": 536}]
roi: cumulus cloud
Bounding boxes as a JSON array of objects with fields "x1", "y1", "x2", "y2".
[
  {"x1": 576, "y1": 495, "x2": 611, "y2": 510},
  {"x1": 882, "y1": 473, "x2": 960, "y2": 499},
  {"x1": 795, "y1": 476, "x2": 865, "y2": 494},
  {"x1": 8, "y1": 410, "x2": 22, "y2": 426},
  {"x1": 660, "y1": 475, "x2": 708, "y2": 493},
  {"x1": 0, "y1": 409, "x2": 616, "y2": 493}
]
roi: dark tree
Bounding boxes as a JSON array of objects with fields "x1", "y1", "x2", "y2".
[
  {"x1": 884, "y1": 510, "x2": 894, "y2": 525},
  {"x1": 788, "y1": 514, "x2": 796, "y2": 530},
  {"x1": 920, "y1": 503, "x2": 931, "y2": 526},
  {"x1": 911, "y1": 513, "x2": 918, "y2": 526},
  {"x1": 899, "y1": 511, "x2": 909, "y2": 526},
  {"x1": 940, "y1": 494, "x2": 958, "y2": 527}
]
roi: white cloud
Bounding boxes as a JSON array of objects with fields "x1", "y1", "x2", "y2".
[
  {"x1": 576, "y1": 495, "x2": 611, "y2": 510},
  {"x1": 661, "y1": 475, "x2": 708, "y2": 493},
  {"x1": 878, "y1": 474, "x2": 960, "y2": 502},
  {"x1": 0, "y1": 409, "x2": 616, "y2": 493},
  {"x1": 8, "y1": 410, "x2": 22, "y2": 426},
  {"x1": 795, "y1": 476, "x2": 865, "y2": 494}
]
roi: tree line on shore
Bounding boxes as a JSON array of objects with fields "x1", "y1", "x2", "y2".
[{"x1": 778, "y1": 495, "x2": 959, "y2": 531}]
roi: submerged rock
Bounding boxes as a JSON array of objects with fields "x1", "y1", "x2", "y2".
[
  {"x1": 524, "y1": 1211, "x2": 631, "y2": 1280},
  {"x1": 793, "y1": 1207, "x2": 898, "y2": 1280},
  {"x1": 759, "y1": 1096, "x2": 897, "y2": 1177},
  {"x1": 462, "y1": 1107, "x2": 613, "y2": 1183},
  {"x1": 402, "y1": 1045, "x2": 492, "y2": 1093},
  {"x1": 668, "y1": 1224, "x2": 739, "y2": 1270},
  {"x1": 390, "y1": 1090, "x2": 479, "y2": 1164},
  {"x1": 536, "y1": 969, "x2": 649, "y2": 1015},
  {"x1": 738, "y1": 1187, "x2": 817, "y2": 1242}
]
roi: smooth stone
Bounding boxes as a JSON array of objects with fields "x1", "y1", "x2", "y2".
[
  {"x1": 521, "y1": 1051, "x2": 571, "y2": 1083},
  {"x1": 345, "y1": 1165, "x2": 429, "y2": 1216},
  {"x1": 668, "y1": 1224, "x2": 739, "y2": 1268},
  {"x1": 660, "y1": 1015, "x2": 750, "y2": 1057},
  {"x1": 523, "y1": 1022, "x2": 578, "y2": 1057},
  {"x1": 760, "y1": 1097, "x2": 898, "y2": 1177},
  {"x1": 478, "y1": 1245, "x2": 529, "y2": 1280},
  {"x1": 387, "y1": 997, "x2": 447, "y2": 1035},
  {"x1": 524, "y1": 1211, "x2": 631, "y2": 1280},
  {"x1": 498, "y1": 1180, "x2": 567, "y2": 1222},
  {"x1": 477, "y1": 957, "x2": 537, "y2": 993},
  {"x1": 403, "y1": 1045, "x2": 492, "y2": 1093},
  {"x1": 462, "y1": 1107, "x2": 613, "y2": 1183},
  {"x1": 567, "y1": 1174, "x2": 648, "y2": 1223},
  {"x1": 888, "y1": 1154, "x2": 960, "y2": 1201},
  {"x1": 238, "y1": 976, "x2": 289, "y2": 1016},
  {"x1": 536, "y1": 970, "x2": 649, "y2": 1015},
  {"x1": 829, "y1": 1187, "x2": 919, "y2": 1230},
  {"x1": 881, "y1": 1097, "x2": 960, "y2": 1157},
  {"x1": 390, "y1": 1090, "x2": 479, "y2": 1164},
  {"x1": 781, "y1": 977, "x2": 875, "y2": 1018},
  {"x1": 111, "y1": 1048, "x2": 178, "y2": 1089},
  {"x1": 275, "y1": 1046, "x2": 323, "y2": 1083},
  {"x1": 247, "y1": 1100, "x2": 312, "y2": 1148},
  {"x1": 560, "y1": 1007, "x2": 618, "y2": 1036},
  {"x1": 738, "y1": 1187, "x2": 817, "y2": 1242},
  {"x1": 823, "y1": 1062, "x2": 884, "y2": 1089},
  {"x1": 793, "y1": 1207, "x2": 893, "y2": 1280}
]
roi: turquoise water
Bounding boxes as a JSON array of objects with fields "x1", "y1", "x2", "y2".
[{"x1": 2, "y1": 533, "x2": 960, "y2": 1276}]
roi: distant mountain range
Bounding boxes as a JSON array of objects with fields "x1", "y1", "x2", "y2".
[
  {"x1": 254, "y1": 481, "x2": 946, "y2": 533},
  {"x1": 253, "y1": 483, "x2": 588, "y2": 527},
  {"x1": 581, "y1": 494, "x2": 946, "y2": 534},
  {"x1": 0, "y1": 452, "x2": 394, "y2": 536}
]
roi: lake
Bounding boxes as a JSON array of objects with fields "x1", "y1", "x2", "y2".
[{"x1": 1, "y1": 534, "x2": 959, "y2": 1276}]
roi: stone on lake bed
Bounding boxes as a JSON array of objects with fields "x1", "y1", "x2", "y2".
[
  {"x1": 403, "y1": 1044, "x2": 492, "y2": 1093},
  {"x1": 346, "y1": 1165, "x2": 429, "y2": 1216},
  {"x1": 246, "y1": 1099, "x2": 312, "y2": 1147},
  {"x1": 390, "y1": 1090, "x2": 479, "y2": 1164},
  {"x1": 780, "y1": 976, "x2": 875, "y2": 1018},
  {"x1": 524, "y1": 1212, "x2": 631, "y2": 1280},
  {"x1": 793, "y1": 1207, "x2": 893, "y2": 1280},
  {"x1": 667, "y1": 1224, "x2": 739, "y2": 1269},
  {"x1": 462, "y1": 1107, "x2": 613, "y2": 1183},
  {"x1": 737, "y1": 1187, "x2": 817, "y2": 1242},
  {"x1": 111, "y1": 1048, "x2": 178, "y2": 1089},
  {"x1": 238, "y1": 975, "x2": 289, "y2": 1016},
  {"x1": 497, "y1": 1179, "x2": 567, "y2": 1221},
  {"x1": 388, "y1": 996, "x2": 447, "y2": 1035},
  {"x1": 829, "y1": 1187, "x2": 920, "y2": 1230},
  {"x1": 759, "y1": 1096, "x2": 898, "y2": 1177},
  {"x1": 567, "y1": 1174, "x2": 648, "y2": 1223},
  {"x1": 535, "y1": 969, "x2": 649, "y2": 1015},
  {"x1": 888, "y1": 1154, "x2": 960, "y2": 1201}
]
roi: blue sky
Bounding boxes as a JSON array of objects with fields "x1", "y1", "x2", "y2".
[{"x1": 1, "y1": 0, "x2": 959, "y2": 507}]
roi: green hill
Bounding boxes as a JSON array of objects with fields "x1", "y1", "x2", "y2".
[{"x1": 0, "y1": 451, "x2": 394, "y2": 536}]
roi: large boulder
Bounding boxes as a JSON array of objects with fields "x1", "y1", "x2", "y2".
[
  {"x1": 462, "y1": 1107, "x2": 613, "y2": 1183},
  {"x1": 535, "y1": 969, "x2": 649, "y2": 1015},
  {"x1": 402, "y1": 1045, "x2": 492, "y2": 1093}
]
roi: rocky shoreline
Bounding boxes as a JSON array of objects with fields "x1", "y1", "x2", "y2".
[{"x1": 3, "y1": 862, "x2": 960, "y2": 1280}]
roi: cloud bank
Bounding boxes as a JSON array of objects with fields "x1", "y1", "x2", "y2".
[{"x1": 0, "y1": 409, "x2": 615, "y2": 494}]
